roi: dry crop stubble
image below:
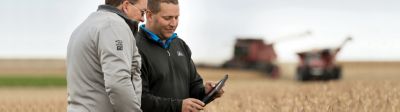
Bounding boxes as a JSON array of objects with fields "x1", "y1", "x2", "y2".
[
  {"x1": 199, "y1": 68, "x2": 400, "y2": 112},
  {"x1": 1, "y1": 65, "x2": 400, "y2": 112}
]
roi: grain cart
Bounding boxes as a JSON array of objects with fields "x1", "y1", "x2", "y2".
[{"x1": 296, "y1": 37, "x2": 352, "y2": 81}]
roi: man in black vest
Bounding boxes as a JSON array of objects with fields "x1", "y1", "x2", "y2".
[{"x1": 135, "y1": 0, "x2": 224, "y2": 112}]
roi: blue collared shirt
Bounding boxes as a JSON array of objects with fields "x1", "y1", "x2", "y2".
[{"x1": 140, "y1": 25, "x2": 177, "y2": 49}]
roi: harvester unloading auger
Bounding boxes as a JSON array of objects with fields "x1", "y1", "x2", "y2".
[{"x1": 296, "y1": 37, "x2": 353, "y2": 81}]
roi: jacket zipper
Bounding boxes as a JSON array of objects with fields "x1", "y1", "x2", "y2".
[{"x1": 167, "y1": 50, "x2": 171, "y2": 56}]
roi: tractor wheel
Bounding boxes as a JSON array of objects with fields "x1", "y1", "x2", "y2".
[
  {"x1": 269, "y1": 65, "x2": 280, "y2": 78},
  {"x1": 222, "y1": 61, "x2": 235, "y2": 68},
  {"x1": 253, "y1": 62, "x2": 277, "y2": 78},
  {"x1": 331, "y1": 66, "x2": 342, "y2": 80},
  {"x1": 296, "y1": 66, "x2": 310, "y2": 81}
]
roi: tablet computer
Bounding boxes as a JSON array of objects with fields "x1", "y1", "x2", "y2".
[{"x1": 202, "y1": 74, "x2": 228, "y2": 105}]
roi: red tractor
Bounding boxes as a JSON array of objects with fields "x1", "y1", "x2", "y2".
[
  {"x1": 296, "y1": 37, "x2": 352, "y2": 81},
  {"x1": 222, "y1": 38, "x2": 280, "y2": 78}
]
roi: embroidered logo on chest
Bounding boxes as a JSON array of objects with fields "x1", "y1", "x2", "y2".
[{"x1": 177, "y1": 51, "x2": 184, "y2": 56}]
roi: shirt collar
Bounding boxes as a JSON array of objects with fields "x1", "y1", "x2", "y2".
[
  {"x1": 97, "y1": 5, "x2": 139, "y2": 34},
  {"x1": 140, "y1": 25, "x2": 177, "y2": 49}
]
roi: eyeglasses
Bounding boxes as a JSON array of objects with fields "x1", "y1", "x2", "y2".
[{"x1": 128, "y1": 1, "x2": 147, "y2": 17}]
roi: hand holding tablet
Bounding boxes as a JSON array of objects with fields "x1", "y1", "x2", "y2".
[{"x1": 202, "y1": 74, "x2": 228, "y2": 105}]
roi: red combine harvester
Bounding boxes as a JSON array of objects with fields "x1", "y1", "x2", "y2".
[
  {"x1": 222, "y1": 38, "x2": 279, "y2": 78},
  {"x1": 296, "y1": 37, "x2": 352, "y2": 81}
]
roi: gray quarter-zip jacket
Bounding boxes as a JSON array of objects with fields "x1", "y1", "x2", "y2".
[{"x1": 67, "y1": 5, "x2": 142, "y2": 112}]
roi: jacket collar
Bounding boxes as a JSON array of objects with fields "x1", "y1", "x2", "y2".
[
  {"x1": 140, "y1": 25, "x2": 177, "y2": 49},
  {"x1": 97, "y1": 5, "x2": 139, "y2": 34}
]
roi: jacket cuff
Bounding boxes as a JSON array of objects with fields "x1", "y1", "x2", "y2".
[{"x1": 176, "y1": 99, "x2": 183, "y2": 112}]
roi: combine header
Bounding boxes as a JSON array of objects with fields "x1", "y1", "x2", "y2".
[
  {"x1": 222, "y1": 31, "x2": 311, "y2": 78},
  {"x1": 222, "y1": 38, "x2": 279, "y2": 78}
]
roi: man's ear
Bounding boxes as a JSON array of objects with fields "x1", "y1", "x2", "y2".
[
  {"x1": 146, "y1": 11, "x2": 153, "y2": 22},
  {"x1": 119, "y1": 1, "x2": 130, "y2": 13}
]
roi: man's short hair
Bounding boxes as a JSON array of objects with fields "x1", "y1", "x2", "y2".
[
  {"x1": 106, "y1": 0, "x2": 139, "y2": 7},
  {"x1": 148, "y1": 0, "x2": 179, "y2": 14}
]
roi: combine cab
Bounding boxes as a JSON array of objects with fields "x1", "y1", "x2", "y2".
[
  {"x1": 222, "y1": 38, "x2": 279, "y2": 78},
  {"x1": 296, "y1": 37, "x2": 352, "y2": 81}
]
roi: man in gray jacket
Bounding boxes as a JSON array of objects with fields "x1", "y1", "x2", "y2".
[{"x1": 67, "y1": 0, "x2": 147, "y2": 112}]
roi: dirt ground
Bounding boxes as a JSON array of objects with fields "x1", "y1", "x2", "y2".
[{"x1": 1, "y1": 61, "x2": 400, "y2": 112}]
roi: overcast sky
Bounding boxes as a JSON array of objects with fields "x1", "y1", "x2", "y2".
[{"x1": 1, "y1": 0, "x2": 400, "y2": 64}]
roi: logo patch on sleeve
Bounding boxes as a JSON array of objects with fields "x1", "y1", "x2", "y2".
[{"x1": 115, "y1": 40, "x2": 123, "y2": 50}]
